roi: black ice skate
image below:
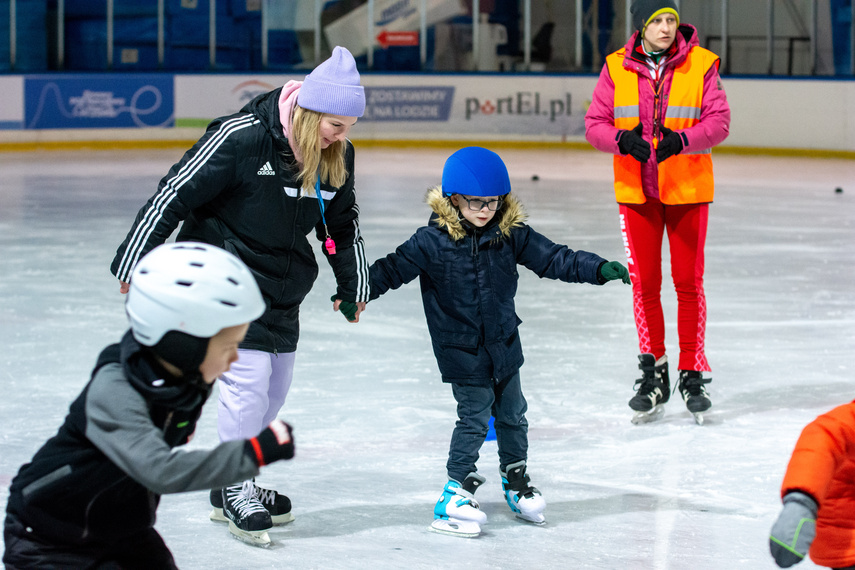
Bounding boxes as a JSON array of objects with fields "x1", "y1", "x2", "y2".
[
  {"x1": 210, "y1": 480, "x2": 293, "y2": 525},
  {"x1": 221, "y1": 480, "x2": 274, "y2": 547},
  {"x1": 678, "y1": 370, "x2": 712, "y2": 425},
  {"x1": 629, "y1": 354, "x2": 670, "y2": 425}
]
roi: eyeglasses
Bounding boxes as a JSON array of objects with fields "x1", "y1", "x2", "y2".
[{"x1": 457, "y1": 195, "x2": 504, "y2": 211}]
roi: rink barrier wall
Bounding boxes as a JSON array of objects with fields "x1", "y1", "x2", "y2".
[{"x1": 1, "y1": 73, "x2": 854, "y2": 158}]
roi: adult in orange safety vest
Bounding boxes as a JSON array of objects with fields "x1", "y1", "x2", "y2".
[{"x1": 585, "y1": 0, "x2": 730, "y2": 424}]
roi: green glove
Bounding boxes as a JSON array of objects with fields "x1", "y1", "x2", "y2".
[
  {"x1": 600, "y1": 261, "x2": 631, "y2": 284},
  {"x1": 330, "y1": 295, "x2": 358, "y2": 322},
  {"x1": 769, "y1": 492, "x2": 817, "y2": 568}
]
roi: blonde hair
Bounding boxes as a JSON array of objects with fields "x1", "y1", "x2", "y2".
[{"x1": 291, "y1": 106, "x2": 348, "y2": 196}]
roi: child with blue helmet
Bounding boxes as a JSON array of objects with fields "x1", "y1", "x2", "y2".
[{"x1": 367, "y1": 147, "x2": 630, "y2": 537}]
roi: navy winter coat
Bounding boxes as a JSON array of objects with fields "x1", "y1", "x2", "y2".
[{"x1": 369, "y1": 189, "x2": 607, "y2": 386}]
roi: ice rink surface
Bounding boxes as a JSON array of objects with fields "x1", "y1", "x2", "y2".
[{"x1": 1, "y1": 146, "x2": 853, "y2": 569}]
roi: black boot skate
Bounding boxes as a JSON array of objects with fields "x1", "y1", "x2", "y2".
[
  {"x1": 210, "y1": 479, "x2": 293, "y2": 525},
  {"x1": 221, "y1": 480, "x2": 274, "y2": 547},
  {"x1": 629, "y1": 354, "x2": 670, "y2": 424},
  {"x1": 678, "y1": 370, "x2": 712, "y2": 425}
]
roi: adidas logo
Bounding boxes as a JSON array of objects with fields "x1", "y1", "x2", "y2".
[{"x1": 257, "y1": 161, "x2": 275, "y2": 175}]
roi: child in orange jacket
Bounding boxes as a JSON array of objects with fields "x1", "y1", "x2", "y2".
[{"x1": 769, "y1": 400, "x2": 855, "y2": 569}]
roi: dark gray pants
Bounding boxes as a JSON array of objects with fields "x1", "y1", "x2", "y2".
[{"x1": 447, "y1": 372, "x2": 528, "y2": 483}]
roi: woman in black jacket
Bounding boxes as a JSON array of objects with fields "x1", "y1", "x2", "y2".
[
  {"x1": 368, "y1": 147, "x2": 630, "y2": 538},
  {"x1": 110, "y1": 46, "x2": 368, "y2": 541}
]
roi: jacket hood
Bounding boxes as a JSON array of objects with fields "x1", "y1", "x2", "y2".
[
  {"x1": 240, "y1": 88, "x2": 291, "y2": 150},
  {"x1": 117, "y1": 330, "x2": 211, "y2": 409},
  {"x1": 425, "y1": 187, "x2": 526, "y2": 241}
]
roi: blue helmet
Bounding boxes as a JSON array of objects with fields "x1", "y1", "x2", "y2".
[{"x1": 442, "y1": 147, "x2": 511, "y2": 198}]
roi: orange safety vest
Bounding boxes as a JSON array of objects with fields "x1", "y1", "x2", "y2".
[{"x1": 607, "y1": 46, "x2": 719, "y2": 204}]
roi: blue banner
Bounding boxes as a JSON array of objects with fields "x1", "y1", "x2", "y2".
[{"x1": 24, "y1": 75, "x2": 174, "y2": 129}]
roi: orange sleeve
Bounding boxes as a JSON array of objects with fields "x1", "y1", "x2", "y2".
[{"x1": 781, "y1": 401, "x2": 855, "y2": 503}]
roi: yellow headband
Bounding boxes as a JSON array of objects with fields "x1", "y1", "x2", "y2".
[{"x1": 643, "y1": 8, "x2": 680, "y2": 34}]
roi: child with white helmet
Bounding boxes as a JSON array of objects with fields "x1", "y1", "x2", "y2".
[
  {"x1": 3, "y1": 244, "x2": 297, "y2": 568},
  {"x1": 367, "y1": 147, "x2": 631, "y2": 537}
]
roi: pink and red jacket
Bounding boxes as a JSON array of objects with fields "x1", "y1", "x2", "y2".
[{"x1": 585, "y1": 24, "x2": 731, "y2": 203}]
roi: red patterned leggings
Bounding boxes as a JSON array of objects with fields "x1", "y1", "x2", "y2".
[{"x1": 619, "y1": 199, "x2": 710, "y2": 372}]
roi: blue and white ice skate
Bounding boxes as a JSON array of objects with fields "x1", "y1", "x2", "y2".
[
  {"x1": 429, "y1": 473, "x2": 487, "y2": 538},
  {"x1": 501, "y1": 460, "x2": 546, "y2": 524}
]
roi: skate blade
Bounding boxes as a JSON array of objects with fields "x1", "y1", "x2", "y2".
[
  {"x1": 515, "y1": 512, "x2": 546, "y2": 525},
  {"x1": 271, "y1": 512, "x2": 295, "y2": 525},
  {"x1": 692, "y1": 412, "x2": 705, "y2": 426},
  {"x1": 209, "y1": 508, "x2": 228, "y2": 523},
  {"x1": 227, "y1": 521, "x2": 272, "y2": 548},
  {"x1": 429, "y1": 518, "x2": 481, "y2": 538},
  {"x1": 631, "y1": 404, "x2": 665, "y2": 425}
]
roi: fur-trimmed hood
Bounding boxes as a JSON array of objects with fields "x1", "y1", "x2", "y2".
[{"x1": 425, "y1": 187, "x2": 527, "y2": 241}]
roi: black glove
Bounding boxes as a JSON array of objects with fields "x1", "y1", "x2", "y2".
[
  {"x1": 769, "y1": 491, "x2": 817, "y2": 568},
  {"x1": 617, "y1": 123, "x2": 650, "y2": 163},
  {"x1": 247, "y1": 420, "x2": 295, "y2": 466},
  {"x1": 330, "y1": 295, "x2": 358, "y2": 322},
  {"x1": 656, "y1": 126, "x2": 685, "y2": 163},
  {"x1": 599, "y1": 261, "x2": 631, "y2": 284}
]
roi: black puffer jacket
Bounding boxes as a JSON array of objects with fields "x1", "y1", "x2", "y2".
[
  {"x1": 5, "y1": 331, "x2": 259, "y2": 544},
  {"x1": 369, "y1": 189, "x2": 608, "y2": 386},
  {"x1": 111, "y1": 87, "x2": 369, "y2": 353}
]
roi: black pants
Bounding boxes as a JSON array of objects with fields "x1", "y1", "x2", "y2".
[{"x1": 3, "y1": 513, "x2": 178, "y2": 570}]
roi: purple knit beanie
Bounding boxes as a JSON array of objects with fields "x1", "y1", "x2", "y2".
[{"x1": 297, "y1": 46, "x2": 365, "y2": 118}]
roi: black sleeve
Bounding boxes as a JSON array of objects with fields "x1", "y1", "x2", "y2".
[{"x1": 110, "y1": 115, "x2": 250, "y2": 282}]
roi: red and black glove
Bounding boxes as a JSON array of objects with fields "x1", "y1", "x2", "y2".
[{"x1": 247, "y1": 420, "x2": 295, "y2": 466}]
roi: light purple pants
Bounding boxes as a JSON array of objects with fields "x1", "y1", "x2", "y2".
[{"x1": 217, "y1": 349, "x2": 295, "y2": 442}]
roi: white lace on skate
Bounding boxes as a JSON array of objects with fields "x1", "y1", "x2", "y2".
[
  {"x1": 227, "y1": 480, "x2": 268, "y2": 519},
  {"x1": 253, "y1": 483, "x2": 295, "y2": 525},
  {"x1": 224, "y1": 480, "x2": 272, "y2": 547}
]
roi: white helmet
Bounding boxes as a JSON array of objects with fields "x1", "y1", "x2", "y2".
[{"x1": 126, "y1": 243, "x2": 265, "y2": 347}]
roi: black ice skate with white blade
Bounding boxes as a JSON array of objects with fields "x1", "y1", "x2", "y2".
[
  {"x1": 221, "y1": 480, "x2": 275, "y2": 547},
  {"x1": 629, "y1": 353, "x2": 670, "y2": 424},
  {"x1": 210, "y1": 479, "x2": 294, "y2": 526},
  {"x1": 678, "y1": 370, "x2": 712, "y2": 425}
]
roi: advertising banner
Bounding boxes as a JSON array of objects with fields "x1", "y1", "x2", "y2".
[
  {"x1": 174, "y1": 75, "x2": 301, "y2": 125},
  {"x1": 356, "y1": 75, "x2": 600, "y2": 142},
  {"x1": 24, "y1": 75, "x2": 174, "y2": 129},
  {"x1": 173, "y1": 74, "x2": 596, "y2": 142}
]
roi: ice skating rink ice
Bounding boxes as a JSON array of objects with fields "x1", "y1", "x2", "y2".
[{"x1": 1, "y1": 146, "x2": 853, "y2": 570}]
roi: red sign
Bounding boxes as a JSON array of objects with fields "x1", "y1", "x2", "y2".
[{"x1": 376, "y1": 30, "x2": 419, "y2": 48}]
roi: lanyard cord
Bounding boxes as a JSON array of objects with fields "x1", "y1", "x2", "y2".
[
  {"x1": 315, "y1": 177, "x2": 327, "y2": 229},
  {"x1": 644, "y1": 52, "x2": 669, "y2": 139},
  {"x1": 315, "y1": 177, "x2": 337, "y2": 255},
  {"x1": 645, "y1": 71, "x2": 665, "y2": 140}
]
